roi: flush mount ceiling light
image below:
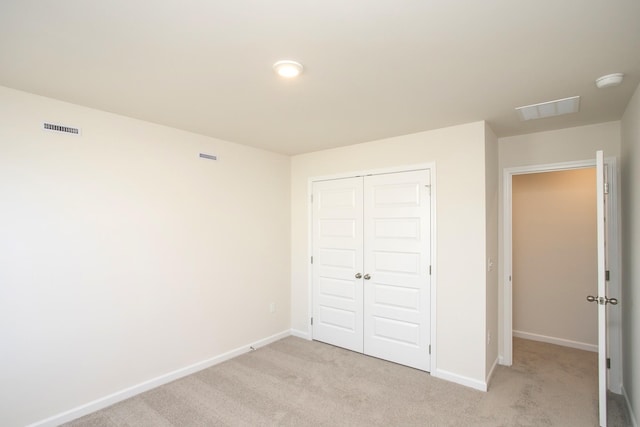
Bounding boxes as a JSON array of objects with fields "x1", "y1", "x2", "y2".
[
  {"x1": 515, "y1": 96, "x2": 581, "y2": 121},
  {"x1": 596, "y1": 73, "x2": 624, "y2": 89},
  {"x1": 273, "y1": 60, "x2": 303, "y2": 78}
]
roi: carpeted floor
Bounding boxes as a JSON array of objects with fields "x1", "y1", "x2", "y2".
[{"x1": 63, "y1": 337, "x2": 631, "y2": 426}]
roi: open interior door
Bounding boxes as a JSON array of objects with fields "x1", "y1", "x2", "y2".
[
  {"x1": 596, "y1": 150, "x2": 607, "y2": 427},
  {"x1": 590, "y1": 150, "x2": 618, "y2": 426}
]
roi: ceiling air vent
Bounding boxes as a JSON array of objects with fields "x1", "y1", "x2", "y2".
[
  {"x1": 43, "y1": 122, "x2": 81, "y2": 135},
  {"x1": 515, "y1": 96, "x2": 580, "y2": 121}
]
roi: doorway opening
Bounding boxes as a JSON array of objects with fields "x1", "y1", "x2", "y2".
[
  {"x1": 501, "y1": 159, "x2": 621, "y2": 394},
  {"x1": 512, "y1": 168, "x2": 598, "y2": 352}
]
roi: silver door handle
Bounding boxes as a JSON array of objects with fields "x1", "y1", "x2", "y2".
[
  {"x1": 363, "y1": 274, "x2": 371, "y2": 280},
  {"x1": 586, "y1": 295, "x2": 619, "y2": 305},
  {"x1": 355, "y1": 273, "x2": 362, "y2": 279}
]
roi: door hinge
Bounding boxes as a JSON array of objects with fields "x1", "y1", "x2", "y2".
[
  {"x1": 605, "y1": 270, "x2": 610, "y2": 281},
  {"x1": 311, "y1": 256, "x2": 313, "y2": 264},
  {"x1": 428, "y1": 344, "x2": 431, "y2": 355},
  {"x1": 604, "y1": 182, "x2": 609, "y2": 194},
  {"x1": 310, "y1": 194, "x2": 314, "y2": 203},
  {"x1": 429, "y1": 265, "x2": 431, "y2": 275},
  {"x1": 607, "y1": 357, "x2": 611, "y2": 369},
  {"x1": 311, "y1": 317, "x2": 313, "y2": 326}
]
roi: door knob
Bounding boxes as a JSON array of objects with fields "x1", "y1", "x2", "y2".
[
  {"x1": 363, "y1": 274, "x2": 371, "y2": 280},
  {"x1": 586, "y1": 295, "x2": 619, "y2": 305},
  {"x1": 355, "y1": 273, "x2": 362, "y2": 279}
]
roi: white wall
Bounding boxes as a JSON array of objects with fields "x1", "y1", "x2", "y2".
[
  {"x1": 485, "y1": 123, "x2": 499, "y2": 380},
  {"x1": 621, "y1": 82, "x2": 640, "y2": 425},
  {"x1": 512, "y1": 169, "x2": 597, "y2": 349},
  {"x1": 291, "y1": 121, "x2": 492, "y2": 388},
  {"x1": 498, "y1": 121, "x2": 621, "y2": 360},
  {"x1": 0, "y1": 86, "x2": 291, "y2": 427}
]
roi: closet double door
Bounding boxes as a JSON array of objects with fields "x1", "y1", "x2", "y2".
[{"x1": 312, "y1": 169, "x2": 431, "y2": 371}]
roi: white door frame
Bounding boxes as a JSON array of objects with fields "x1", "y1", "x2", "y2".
[
  {"x1": 501, "y1": 158, "x2": 622, "y2": 392},
  {"x1": 307, "y1": 163, "x2": 437, "y2": 373}
]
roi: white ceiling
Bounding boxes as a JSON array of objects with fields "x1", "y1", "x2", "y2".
[{"x1": 1, "y1": 0, "x2": 639, "y2": 155}]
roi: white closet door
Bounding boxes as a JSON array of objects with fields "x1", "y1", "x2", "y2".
[
  {"x1": 363, "y1": 170, "x2": 431, "y2": 370},
  {"x1": 312, "y1": 177, "x2": 364, "y2": 352}
]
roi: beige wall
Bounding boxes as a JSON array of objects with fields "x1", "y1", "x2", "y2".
[
  {"x1": 499, "y1": 122, "x2": 621, "y2": 168},
  {"x1": 291, "y1": 121, "x2": 493, "y2": 388},
  {"x1": 0, "y1": 86, "x2": 291, "y2": 427},
  {"x1": 498, "y1": 121, "x2": 621, "y2": 359},
  {"x1": 484, "y1": 123, "x2": 499, "y2": 378},
  {"x1": 512, "y1": 169, "x2": 597, "y2": 348},
  {"x1": 621, "y1": 82, "x2": 640, "y2": 424}
]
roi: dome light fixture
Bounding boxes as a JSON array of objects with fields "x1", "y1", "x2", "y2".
[
  {"x1": 595, "y1": 73, "x2": 624, "y2": 89},
  {"x1": 273, "y1": 60, "x2": 303, "y2": 78}
]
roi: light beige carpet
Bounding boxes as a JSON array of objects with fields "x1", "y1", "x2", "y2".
[{"x1": 63, "y1": 337, "x2": 631, "y2": 426}]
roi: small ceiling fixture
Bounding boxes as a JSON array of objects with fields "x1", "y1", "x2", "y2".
[
  {"x1": 273, "y1": 60, "x2": 303, "y2": 78},
  {"x1": 515, "y1": 96, "x2": 580, "y2": 121},
  {"x1": 595, "y1": 73, "x2": 624, "y2": 89}
]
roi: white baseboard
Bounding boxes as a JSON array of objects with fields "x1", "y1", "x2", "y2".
[
  {"x1": 290, "y1": 328, "x2": 311, "y2": 340},
  {"x1": 27, "y1": 330, "x2": 291, "y2": 427},
  {"x1": 486, "y1": 356, "x2": 499, "y2": 389},
  {"x1": 432, "y1": 368, "x2": 487, "y2": 392},
  {"x1": 622, "y1": 386, "x2": 639, "y2": 427},
  {"x1": 513, "y1": 330, "x2": 597, "y2": 353},
  {"x1": 497, "y1": 355, "x2": 512, "y2": 367}
]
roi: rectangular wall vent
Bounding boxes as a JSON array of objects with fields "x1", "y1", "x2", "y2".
[
  {"x1": 43, "y1": 122, "x2": 81, "y2": 135},
  {"x1": 199, "y1": 153, "x2": 217, "y2": 161}
]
